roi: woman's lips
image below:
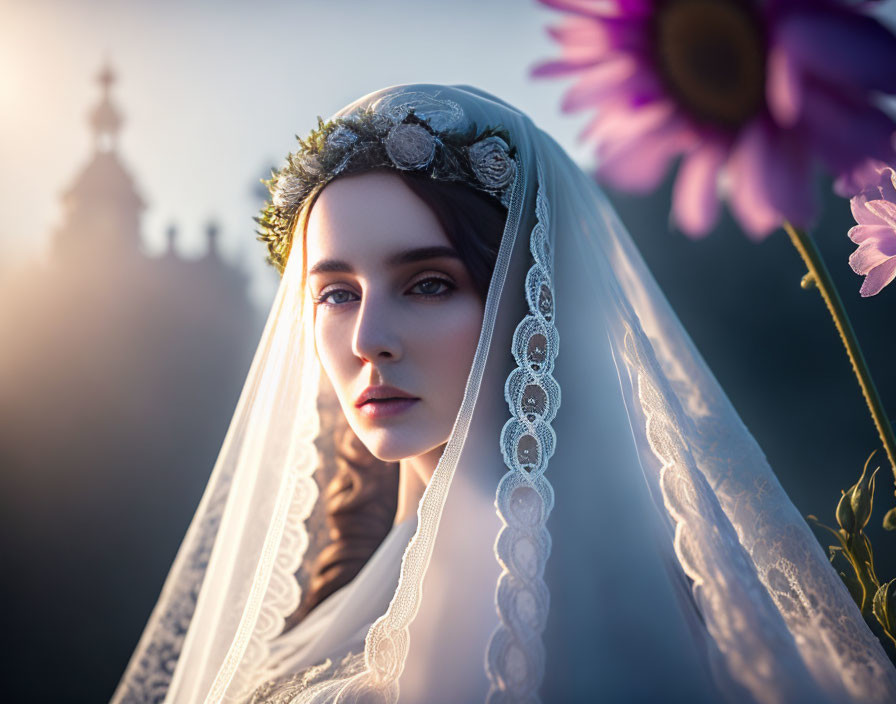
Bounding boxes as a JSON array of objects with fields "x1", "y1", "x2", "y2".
[{"x1": 357, "y1": 397, "x2": 419, "y2": 419}]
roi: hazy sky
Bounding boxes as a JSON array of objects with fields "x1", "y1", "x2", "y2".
[
  {"x1": 3, "y1": 0, "x2": 895, "y2": 304},
  {"x1": 0, "y1": 0, "x2": 593, "y2": 302}
]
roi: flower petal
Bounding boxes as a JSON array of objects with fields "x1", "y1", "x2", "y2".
[
  {"x1": 537, "y1": 0, "x2": 651, "y2": 17},
  {"x1": 766, "y1": 128, "x2": 816, "y2": 229},
  {"x1": 848, "y1": 224, "x2": 896, "y2": 245},
  {"x1": 850, "y1": 240, "x2": 896, "y2": 274},
  {"x1": 725, "y1": 119, "x2": 816, "y2": 238},
  {"x1": 585, "y1": 99, "x2": 678, "y2": 149},
  {"x1": 859, "y1": 257, "x2": 896, "y2": 297},
  {"x1": 766, "y1": 43, "x2": 803, "y2": 127},
  {"x1": 836, "y1": 158, "x2": 893, "y2": 198},
  {"x1": 565, "y1": 60, "x2": 662, "y2": 114},
  {"x1": 532, "y1": 56, "x2": 604, "y2": 77},
  {"x1": 546, "y1": 15, "x2": 645, "y2": 57},
  {"x1": 595, "y1": 120, "x2": 690, "y2": 192},
  {"x1": 865, "y1": 199, "x2": 896, "y2": 229},
  {"x1": 672, "y1": 142, "x2": 727, "y2": 238},
  {"x1": 613, "y1": 0, "x2": 651, "y2": 16},
  {"x1": 775, "y1": 10, "x2": 896, "y2": 95},
  {"x1": 725, "y1": 121, "x2": 782, "y2": 239},
  {"x1": 537, "y1": 0, "x2": 607, "y2": 16},
  {"x1": 801, "y1": 85, "x2": 896, "y2": 175},
  {"x1": 881, "y1": 167, "x2": 896, "y2": 203},
  {"x1": 851, "y1": 195, "x2": 882, "y2": 226},
  {"x1": 561, "y1": 55, "x2": 638, "y2": 111}
]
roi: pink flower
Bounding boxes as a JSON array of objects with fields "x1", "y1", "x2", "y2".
[
  {"x1": 848, "y1": 160, "x2": 896, "y2": 296},
  {"x1": 533, "y1": 0, "x2": 896, "y2": 240}
]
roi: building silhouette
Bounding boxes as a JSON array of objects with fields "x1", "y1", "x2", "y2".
[{"x1": 0, "y1": 65, "x2": 262, "y2": 702}]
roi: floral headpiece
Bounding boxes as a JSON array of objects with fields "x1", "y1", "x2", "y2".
[{"x1": 255, "y1": 106, "x2": 518, "y2": 273}]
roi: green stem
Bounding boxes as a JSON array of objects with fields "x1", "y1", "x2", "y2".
[
  {"x1": 884, "y1": 626, "x2": 896, "y2": 649},
  {"x1": 782, "y1": 221, "x2": 896, "y2": 491}
]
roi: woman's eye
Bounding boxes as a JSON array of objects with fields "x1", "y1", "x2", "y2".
[
  {"x1": 409, "y1": 277, "x2": 455, "y2": 298},
  {"x1": 315, "y1": 277, "x2": 455, "y2": 307},
  {"x1": 315, "y1": 288, "x2": 359, "y2": 306}
]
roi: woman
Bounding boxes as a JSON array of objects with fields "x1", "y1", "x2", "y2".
[{"x1": 112, "y1": 84, "x2": 896, "y2": 703}]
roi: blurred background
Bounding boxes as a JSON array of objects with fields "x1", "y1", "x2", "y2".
[{"x1": 1, "y1": 1, "x2": 895, "y2": 701}]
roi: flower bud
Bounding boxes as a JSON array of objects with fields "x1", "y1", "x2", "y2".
[
  {"x1": 837, "y1": 453, "x2": 880, "y2": 534},
  {"x1": 837, "y1": 489, "x2": 857, "y2": 534},
  {"x1": 849, "y1": 460, "x2": 879, "y2": 532},
  {"x1": 873, "y1": 579, "x2": 896, "y2": 635},
  {"x1": 884, "y1": 507, "x2": 896, "y2": 532}
]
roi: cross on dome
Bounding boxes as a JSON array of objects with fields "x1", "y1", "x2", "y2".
[{"x1": 90, "y1": 61, "x2": 123, "y2": 152}]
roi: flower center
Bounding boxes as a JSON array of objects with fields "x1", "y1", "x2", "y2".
[{"x1": 653, "y1": 0, "x2": 766, "y2": 129}]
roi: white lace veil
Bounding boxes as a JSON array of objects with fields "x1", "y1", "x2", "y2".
[{"x1": 111, "y1": 84, "x2": 896, "y2": 704}]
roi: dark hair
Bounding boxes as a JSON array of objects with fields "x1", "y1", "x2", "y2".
[{"x1": 289, "y1": 170, "x2": 506, "y2": 623}]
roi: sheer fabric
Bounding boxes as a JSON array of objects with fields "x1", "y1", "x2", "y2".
[
  {"x1": 257, "y1": 517, "x2": 418, "y2": 690},
  {"x1": 111, "y1": 84, "x2": 896, "y2": 704}
]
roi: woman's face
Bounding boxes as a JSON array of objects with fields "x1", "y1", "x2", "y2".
[{"x1": 305, "y1": 171, "x2": 485, "y2": 463}]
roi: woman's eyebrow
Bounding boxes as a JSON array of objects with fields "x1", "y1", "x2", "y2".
[{"x1": 308, "y1": 246, "x2": 461, "y2": 276}]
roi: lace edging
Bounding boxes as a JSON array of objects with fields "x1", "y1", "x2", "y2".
[
  {"x1": 485, "y1": 151, "x2": 559, "y2": 703},
  {"x1": 211, "y1": 335, "x2": 322, "y2": 703},
  {"x1": 620, "y1": 321, "x2": 834, "y2": 703}
]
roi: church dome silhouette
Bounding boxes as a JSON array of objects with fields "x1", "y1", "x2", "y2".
[{"x1": 0, "y1": 63, "x2": 262, "y2": 704}]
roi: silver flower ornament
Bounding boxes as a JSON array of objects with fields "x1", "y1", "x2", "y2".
[
  {"x1": 271, "y1": 174, "x2": 305, "y2": 209},
  {"x1": 326, "y1": 125, "x2": 359, "y2": 151},
  {"x1": 384, "y1": 123, "x2": 436, "y2": 170},
  {"x1": 469, "y1": 136, "x2": 516, "y2": 190},
  {"x1": 326, "y1": 126, "x2": 360, "y2": 174},
  {"x1": 299, "y1": 153, "x2": 324, "y2": 179}
]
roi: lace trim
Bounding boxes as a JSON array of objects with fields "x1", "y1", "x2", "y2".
[
  {"x1": 111, "y1": 466, "x2": 233, "y2": 703},
  {"x1": 623, "y1": 286, "x2": 896, "y2": 702},
  {"x1": 247, "y1": 652, "x2": 368, "y2": 704},
  {"x1": 486, "y1": 151, "x2": 559, "y2": 703},
  {"x1": 686, "y1": 391, "x2": 896, "y2": 701},
  {"x1": 619, "y1": 320, "x2": 836, "y2": 703},
  {"x1": 210, "y1": 325, "x2": 323, "y2": 703}
]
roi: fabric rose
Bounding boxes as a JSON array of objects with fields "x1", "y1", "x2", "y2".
[
  {"x1": 271, "y1": 174, "x2": 305, "y2": 209},
  {"x1": 384, "y1": 123, "x2": 436, "y2": 170},
  {"x1": 326, "y1": 125, "x2": 359, "y2": 151},
  {"x1": 298, "y1": 153, "x2": 323, "y2": 179},
  {"x1": 326, "y1": 126, "x2": 360, "y2": 174},
  {"x1": 848, "y1": 161, "x2": 896, "y2": 297},
  {"x1": 469, "y1": 136, "x2": 516, "y2": 190}
]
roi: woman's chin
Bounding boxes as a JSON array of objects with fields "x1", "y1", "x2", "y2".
[
  {"x1": 355, "y1": 432, "x2": 417, "y2": 464},
  {"x1": 356, "y1": 430, "x2": 441, "y2": 465}
]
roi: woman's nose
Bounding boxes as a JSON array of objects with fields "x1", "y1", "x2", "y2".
[{"x1": 351, "y1": 292, "x2": 402, "y2": 363}]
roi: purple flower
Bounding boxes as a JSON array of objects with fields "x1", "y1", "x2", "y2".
[
  {"x1": 533, "y1": 0, "x2": 896, "y2": 240},
  {"x1": 848, "y1": 160, "x2": 896, "y2": 296}
]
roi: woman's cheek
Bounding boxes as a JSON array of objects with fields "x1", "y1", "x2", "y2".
[
  {"x1": 315, "y1": 316, "x2": 352, "y2": 386},
  {"x1": 418, "y1": 298, "x2": 483, "y2": 379}
]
